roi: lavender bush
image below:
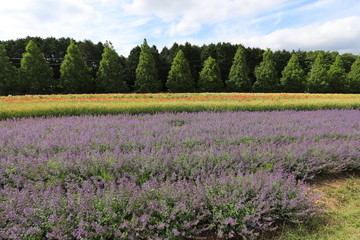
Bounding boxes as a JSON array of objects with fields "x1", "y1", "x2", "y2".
[{"x1": 1, "y1": 110, "x2": 359, "y2": 239}]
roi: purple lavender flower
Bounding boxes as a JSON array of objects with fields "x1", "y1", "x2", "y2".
[{"x1": 0, "y1": 109, "x2": 358, "y2": 239}]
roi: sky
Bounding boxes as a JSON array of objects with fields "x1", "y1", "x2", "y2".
[{"x1": 1, "y1": 0, "x2": 360, "y2": 57}]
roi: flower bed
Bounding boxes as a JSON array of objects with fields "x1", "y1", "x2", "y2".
[
  {"x1": 1, "y1": 110, "x2": 359, "y2": 239},
  {"x1": 1, "y1": 93, "x2": 359, "y2": 120}
]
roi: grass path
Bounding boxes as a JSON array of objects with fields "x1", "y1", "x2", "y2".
[{"x1": 267, "y1": 173, "x2": 360, "y2": 240}]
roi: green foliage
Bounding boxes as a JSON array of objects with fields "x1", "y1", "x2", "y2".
[
  {"x1": 166, "y1": 50, "x2": 194, "y2": 92},
  {"x1": 341, "y1": 53, "x2": 357, "y2": 73},
  {"x1": 201, "y1": 43, "x2": 238, "y2": 85},
  {"x1": 253, "y1": 49, "x2": 279, "y2": 92},
  {"x1": 19, "y1": 40, "x2": 53, "y2": 94},
  {"x1": 2, "y1": 36, "x2": 360, "y2": 95},
  {"x1": 135, "y1": 39, "x2": 161, "y2": 93},
  {"x1": 96, "y1": 43, "x2": 128, "y2": 93},
  {"x1": 60, "y1": 41, "x2": 93, "y2": 93},
  {"x1": 169, "y1": 42, "x2": 202, "y2": 86},
  {"x1": 159, "y1": 47, "x2": 172, "y2": 91},
  {"x1": 280, "y1": 54, "x2": 306, "y2": 93},
  {"x1": 0, "y1": 44, "x2": 18, "y2": 95},
  {"x1": 348, "y1": 56, "x2": 360, "y2": 93},
  {"x1": 149, "y1": 45, "x2": 163, "y2": 90},
  {"x1": 328, "y1": 55, "x2": 348, "y2": 93},
  {"x1": 244, "y1": 47, "x2": 265, "y2": 86},
  {"x1": 124, "y1": 46, "x2": 141, "y2": 91},
  {"x1": 305, "y1": 51, "x2": 338, "y2": 70},
  {"x1": 198, "y1": 57, "x2": 223, "y2": 92},
  {"x1": 307, "y1": 53, "x2": 329, "y2": 93},
  {"x1": 273, "y1": 50, "x2": 292, "y2": 80},
  {"x1": 226, "y1": 46, "x2": 251, "y2": 92}
]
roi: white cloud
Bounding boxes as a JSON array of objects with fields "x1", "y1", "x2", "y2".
[
  {"x1": 1, "y1": 0, "x2": 360, "y2": 56},
  {"x1": 0, "y1": 0, "x2": 144, "y2": 56},
  {"x1": 0, "y1": 0, "x2": 99, "y2": 38},
  {"x1": 230, "y1": 16, "x2": 360, "y2": 53},
  {"x1": 125, "y1": 0, "x2": 286, "y2": 35}
]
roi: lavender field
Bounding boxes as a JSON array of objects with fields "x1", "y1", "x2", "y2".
[{"x1": 1, "y1": 110, "x2": 359, "y2": 239}]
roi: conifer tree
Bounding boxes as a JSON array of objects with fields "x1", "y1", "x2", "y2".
[
  {"x1": 307, "y1": 52, "x2": 329, "y2": 93},
  {"x1": 198, "y1": 56, "x2": 223, "y2": 92},
  {"x1": 96, "y1": 43, "x2": 128, "y2": 93},
  {"x1": 280, "y1": 54, "x2": 306, "y2": 92},
  {"x1": 135, "y1": 39, "x2": 161, "y2": 93},
  {"x1": 166, "y1": 50, "x2": 194, "y2": 92},
  {"x1": 226, "y1": 46, "x2": 251, "y2": 92},
  {"x1": 60, "y1": 41, "x2": 93, "y2": 93},
  {"x1": 19, "y1": 40, "x2": 53, "y2": 94},
  {"x1": 0, "y1": 44, "x2": 18, "y2": 95},
  {"x1": 253, "y1": 49, "x2": 278, "y2": 92},
  {"x1": 328, "y1": 55, "x2": 348, "y2": 93},
  {"x1": 348, "y1": 56, "x2": 360, "y2": 93},
  {"x1": 125, "y1": 46, "x2": 141, "y2": 91}
]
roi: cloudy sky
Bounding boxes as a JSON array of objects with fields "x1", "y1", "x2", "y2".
[{"x1": 1, "y1": 0, "x2": 360, "y2": 56}]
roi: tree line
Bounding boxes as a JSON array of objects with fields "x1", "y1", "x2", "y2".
[{"x1": 1, "y1": 36, "x2": 360, "y2": 95}]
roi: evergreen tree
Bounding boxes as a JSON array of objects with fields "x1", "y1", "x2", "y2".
[
  {"x1": 253, "y1": 49, "x2": 278, "y2": 92},
  {"x1": 273, "y1": 50, "x2": 292, "y2": 79},
  {"x1": 307, "y1": 52, "x2": 329, "y2": 93},
  {"x1": 244, "y1": 47, "x2": 264, "y2": 86},
  {"x1": 198, "y1": 56, "x2": 223, "y2": 92},
  {"x1": 19, "y1": 40, "x2": 53, "y2": 94},
  {"x1": 328, "y1": 55, "x2": 348, "y2": 93},
  {"x1": 341, "y1": 53, "x2": 357, "y2": 73},
  {"x1": 201, "y1": 43, "x2": 237, "y2": 85},
  {"x1": 134, "y1": 39, "x2": 161, "y2": 93},
  {"x1": 159, "y1": 47, "x2": 172, "y2": 91},
  {"x1": 170, "y1": 42, "x2": 202, "y2": 87},
  {"x1": 226, "y1": 46, "x2": 251, "y2": 92},
  {"x1": 96, "y1": 43, "x2": 128, "y2": 93},
  {"x1": 280, "y1": 54, "x2": 306, "y2": 92},
  {"x1": 0, "y1": 44, "x2": 18, "y2": 95},
  {"x1": 166, "y1": 50, "x2": 194, "y2": 92},
  {"x1": 60, "y1": 41, "x2": 93, "y2": 93},
  {"x1": 125, "y1": 46, "x2": 141, "y2": 91},
  {"x1": 348, "y1": 56, "x2": 360, "y2": 93}
]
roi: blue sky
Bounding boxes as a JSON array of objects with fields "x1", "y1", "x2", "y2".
[{"x1": 1, "y1": 0, "x2": 360, "y2": 56}]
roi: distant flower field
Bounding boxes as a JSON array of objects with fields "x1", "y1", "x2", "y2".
[
  {"x1": 0, "y1": 93, "x2": 359, "y2": 119},
  {"x1": 1, "y1": 110, "x2": 359, "y2": 239}
]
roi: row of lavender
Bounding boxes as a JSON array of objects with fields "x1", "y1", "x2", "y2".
[{"x1": 1, "y1": 110, "x2": 359, "y2": 239}]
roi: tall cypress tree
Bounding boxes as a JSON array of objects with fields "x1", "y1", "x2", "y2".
[
  {"x1": 125, "y1": 46, "x2": 141, "y2": 91},
  {"x1": 280, "y1": 54, "x2": 306, "y2": 93},
  {"x1": 96, "y1": 43, "x2": 128, "y2": 93},
  {"x1": 60, "y1": 41, "x2": 93, "y2": 93},
  {"x1": 253, "y1": 49, "x2": 278, "y2": 92},
  {"x1": 328, "y1": 55, "x2": 348, "y2": 93},
  {"x1": 348, "y1": 56, "x2": 360, "y2": 93},
  {"x1": 307, "y1": 53, "x2": 329, "y2": 93},
  {"x1": 166, "y1": 50, "x2": 194, "y2": 92},
  {"x1": 198, "y1": 56, "x2": 223, "y2": 92},
  {"x1": 134, "y1": 39, "x2": 161, "y2": 93},
  {"x1": 226, "y1": 46, "x2": 251, "y2": 92},
  {"x1": 0, "y1": 44, "x2": 18, "y2": 95},
  {"x1": 19, "y1": 40, "x2": 53, "y2": 94}
]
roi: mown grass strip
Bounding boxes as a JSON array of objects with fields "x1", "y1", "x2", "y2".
[{"x1": 263, "y1": 173, "x2": 360, "y2": 240}]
